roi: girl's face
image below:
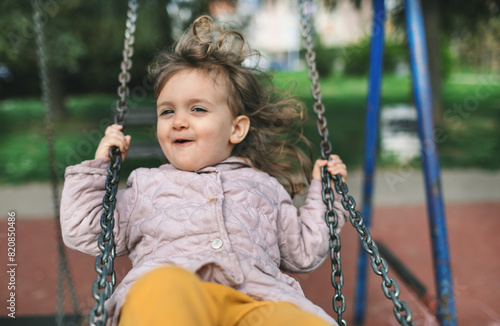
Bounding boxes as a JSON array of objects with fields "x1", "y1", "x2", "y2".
[{"x1": 156, "y1": 69, "x2": 247, "y2": 171}]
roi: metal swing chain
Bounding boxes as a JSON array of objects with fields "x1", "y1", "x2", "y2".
[
  {"x1": 297, "y1": 1, "x2": 414, "y2": 325},
  {"x1": 334, "y1": 179, "x2": 414, "y2": 325},
  {"x1": 297, "y1": 2, "x2": 331, "y2": 159},
  {"x1": 89, "y1": 150, "x2": 121, "y2": 326},
  {"x1": 89, "y1": 1, "x2": 138, "y2": 325},
  {"x1": 116, "y1": 0, "x2": 139, "y2": 126},
  {"x1": 297, "y1": 2, "x2": 346, "y2": 325},
  {"x1": 32, "y1": 1, "x2": 82, "y2": 325}
]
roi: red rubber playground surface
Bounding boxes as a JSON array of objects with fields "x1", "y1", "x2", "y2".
[{"x1": 1, "y1": 201, "x2": 499, "y2": 325}]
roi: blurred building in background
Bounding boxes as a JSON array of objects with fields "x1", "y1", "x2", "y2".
[{"x1": 210, "y1": 0, "x2": 372, "y2": 71}]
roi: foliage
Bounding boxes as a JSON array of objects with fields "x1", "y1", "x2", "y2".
[
  {"x1": 387, "y1": 0, "x2": 500, "y2": 80},
  {"x1": 313, "y1": 42, "x2": 340, "y2": 78},
  {"x1": 2, "y1": 72, "x2": 499, "y2": 184},
  {"x1": 0, "y1": 0, "x2": 175, "y2": 98},
  {"x1": 317, "y1": 35, "x2": 455, "y2": 80},
  {"x1": 342, "y1": 38, "x2": 370, "y2": 76},
  {"x1": 390, "y1": 0, "x2": 500, "y2": 35},
  {"x1": 337, "y1": 38, "x2": 409, "y2": 76}
]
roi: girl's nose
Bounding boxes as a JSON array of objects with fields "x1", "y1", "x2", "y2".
[{"x1": 173, "y1": 113, "x2": 189, "y2": 130}]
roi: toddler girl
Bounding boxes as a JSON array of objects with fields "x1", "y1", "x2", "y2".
[{"x1": 61, "y1": 16, "x2": 348, "y2": 326}]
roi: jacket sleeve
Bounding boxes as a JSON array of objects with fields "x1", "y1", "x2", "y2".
[
  {"x1": 60, "y1": 158, "x2": 137, "y2": 257},
  {"x1": 277, "y1": 179, "x2": 348, "y2": 273}
]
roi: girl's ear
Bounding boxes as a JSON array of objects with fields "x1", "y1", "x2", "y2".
[{"x1": 230, "y1": 115, "x2": 250, "y2": 145}]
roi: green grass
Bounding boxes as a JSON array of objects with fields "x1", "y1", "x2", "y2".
[
  {"x1": 1, "y1": 72, "x2": 499, "y2": 184},
  {"x1": 273, "y1": 72, "x2": 414, "y2": 166}
]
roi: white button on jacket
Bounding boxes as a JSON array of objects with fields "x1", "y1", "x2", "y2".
[{"x1": 210, "y1": 238, "x2": 223, "y2": 249}]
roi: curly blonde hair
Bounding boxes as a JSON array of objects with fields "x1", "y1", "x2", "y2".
[{"x1": 148, "y1": 16, "x2": 312, "y2": 196}]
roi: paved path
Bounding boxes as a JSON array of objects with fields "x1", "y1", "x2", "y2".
[{"x1": 1, "y1": 169, "x2": 499, "y2": 220}]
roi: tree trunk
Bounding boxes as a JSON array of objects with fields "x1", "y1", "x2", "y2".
[
  {"x1": 422, "y1": 0, "x2": 443, "y2": 125},
  {"x1": 48, "y1": 68, "x2": 67, "y2": 121}
]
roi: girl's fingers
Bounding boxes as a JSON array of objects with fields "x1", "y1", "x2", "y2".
[
  {"x1": 120, "y1": 135, "x2": 132, "y2": 160},
  {"x1": 326, "y1": 155, "x2": 347, "y2": 182},
  {"x1": 125, "y1": 135, "x2": 132, "y2": 149},
  {"x1": 328, "y1": 167, "x2": 346, "y2": 175},
  {"x1": 104, "y1": 125, "x2": 129, "y2": 150},
  {"x1": 328, "y1": 162, "x2": 346, "y2": 170},
  {"x1": 313, "y1": 155, "x2": 348, "y2": 182},
  {"x1": 316, "y1": 159, "x2": 328, "y2": 167},
  {"x1": 105, "y1": 124, "x2": 124, "y2": 137},
  {"x1": 327, "y1": 154, "x2": 341, "y2": 165},
  {"x1": 95, "y1": 125, "x2": 131, "y2": 159},
  {"x1": 312, "y1": 159, "x2": 328, "y2": 180},
  {"x1": 105, "y1": 135, "x2": 127, "y2": 151}
]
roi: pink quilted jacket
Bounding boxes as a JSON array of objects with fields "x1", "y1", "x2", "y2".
[{"x1": 60, "y1": 156, "x2": 347, "y2": 325}]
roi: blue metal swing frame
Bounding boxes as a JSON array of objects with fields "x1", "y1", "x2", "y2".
[{"x1": 353, "y1": 0, "x2": 458, "y2": 325}]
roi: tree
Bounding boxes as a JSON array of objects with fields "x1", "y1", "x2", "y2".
[
  {"x1": 0, "y1": 0, "x2": 177, "y2": 120},
  {"x1": 391, "y1": 0, "x2": 500, "y2": 124},
  {"x1": 326, "y1": 0, "x2": 500, "y2": 123}
]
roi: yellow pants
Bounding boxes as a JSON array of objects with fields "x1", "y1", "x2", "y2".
[{"x1": 118, "y1": 266, "x2": 330, "y2": 326}]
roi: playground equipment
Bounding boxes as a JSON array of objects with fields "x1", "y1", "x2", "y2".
[{"x1": 33, "y1": 0, "x2": 457, "y2": 325}]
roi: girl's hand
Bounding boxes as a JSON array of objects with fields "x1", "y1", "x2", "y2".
[
  {"x1": 95, "y1": 124, "x2": 131, "y2": 161},
  {"x1": 313, "y1": 154, "x2": 347, "y2": 182}
]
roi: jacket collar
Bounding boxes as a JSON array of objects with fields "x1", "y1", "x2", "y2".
[{"x1": 159, "y1": 156, "x2": 251, "y2": 174}]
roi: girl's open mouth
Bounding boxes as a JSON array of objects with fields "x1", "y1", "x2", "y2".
[{"x1": 174, "y1": 139, "x2": 192, "y2": 144}]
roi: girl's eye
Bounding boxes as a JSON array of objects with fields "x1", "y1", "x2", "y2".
[
  {"x1": 192, "y1": 106, "x2": 207, "y2": 112},
  {"x1": 159, "y1": 109, "x2": 173, "y2": 116}
]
